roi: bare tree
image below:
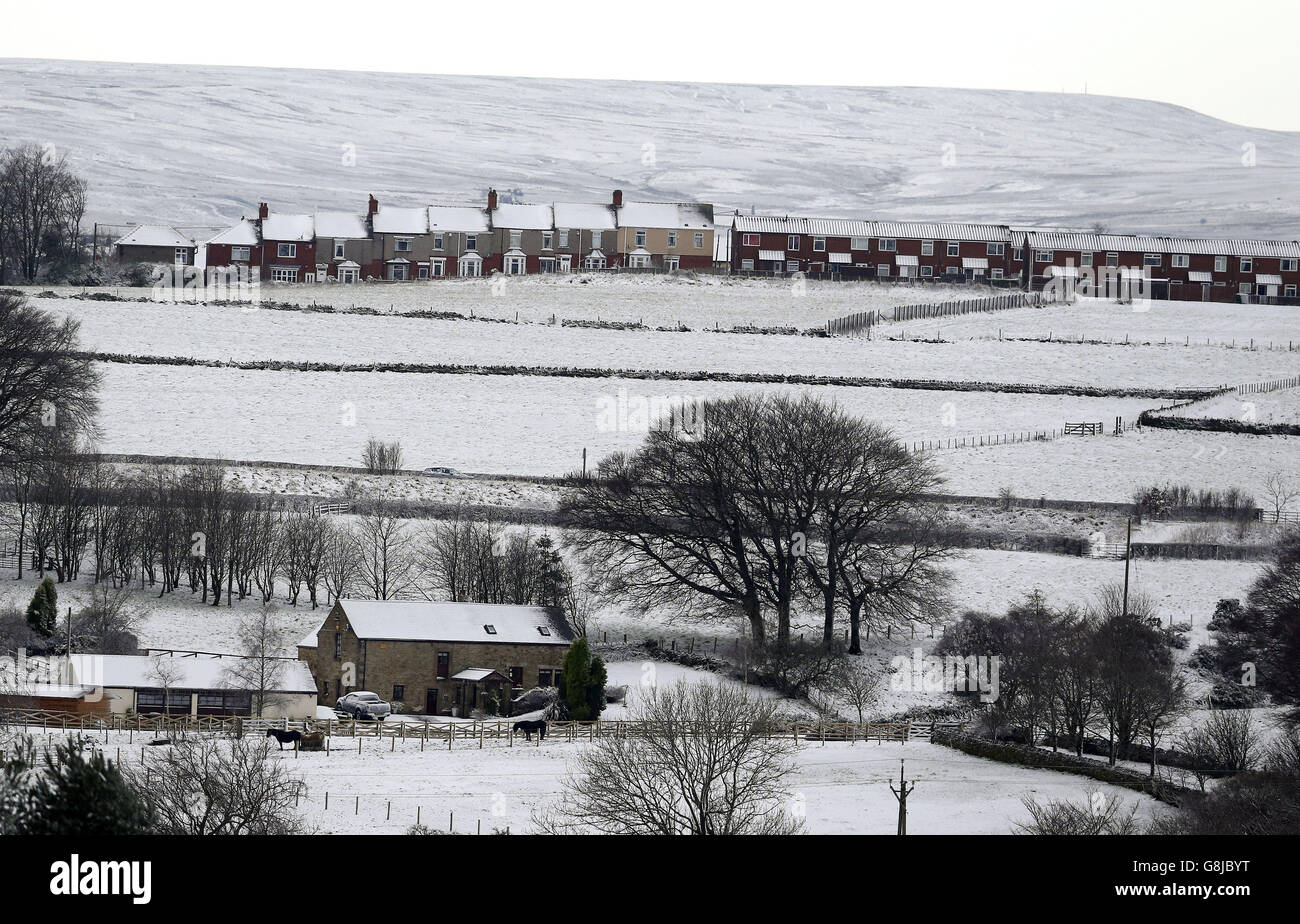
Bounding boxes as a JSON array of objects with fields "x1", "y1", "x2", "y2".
[
  {"x1": 360, "y1": 438, "x2": 404, "y2": 475},
  {"x1": 535, "y1": 680, "x2": 804, "y2": 835},
  {"x1": 353, "y1": 513, "x2": 415, "y2": 600},
  {"x1": 146, "y1": 657, "x2": 185, "y2": 716},
  {"x1": 0, "y1": 145, "x2": 89, "y2": 283},
  {"x1": 1013, "y1": 788, "x2": 1142, "y2": 835},
  {"x1": 125, "y1": 735, "x2": 307, "y2": 835},
  {"x1": 322, "y1": 521, "x2": 358, "y2": 605},
  {"x1": 1264, "y1": 472, "x2": 1299, "y2": 522},
  {"x1": 818, "y1": 657, "x2": 883, "y2": 722},
  {"x1": 221, "y1": 608, "x2": 290, "y2": 718}
]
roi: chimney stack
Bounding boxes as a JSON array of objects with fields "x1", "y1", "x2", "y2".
[
  {"x1": 368, "y1": 194, "x2": 379, "y2": 216},
  {"x1": 612, "y1": 189, "x2": 623, "y2": 209},
  {"x1": 258, "y1": 202, "x2": 269, "y2": 220},
  {"x1": 487, "y1": 188, "x2": 498, "y2": 211}
]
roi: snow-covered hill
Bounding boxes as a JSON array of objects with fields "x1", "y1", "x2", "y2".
[{"x1": 2, "y1": 57, "x2": 1298, "y2": 238}]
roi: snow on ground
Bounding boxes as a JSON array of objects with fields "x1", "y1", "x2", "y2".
[
  {"x1": 91, "y1": 363, "x2": 1179, "y2": 476},
  {"x1": 937, "y1": 428, "x2": 1299, "y2": 503},
  {"x1": 879, "y1": 296, "x2": 1300, "y2": 350},
  {"x1": 40, "y1": 731, "x2": 1168, "y2": 835},
  {"x1": 40, "y1": 289, "x2": 1300, "y2": 388},
  {"x1": 1171, "y1": 386, "x2": 1300, "y2": 425}
]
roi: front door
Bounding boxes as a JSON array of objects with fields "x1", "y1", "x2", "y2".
[{"x1": 425, "y1": 688, "x2": 438, "y2": 715}]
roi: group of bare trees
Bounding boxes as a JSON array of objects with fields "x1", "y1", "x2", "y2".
[
  {"x1": 0, "y1": 146, "x2": 88, "y2": 284},
  {"x1": 941, "y1": 586, "x2": 1185, "y2": 773},
  {"x1": 561, "y1": 394, "x2": 954, "y2": 653}
]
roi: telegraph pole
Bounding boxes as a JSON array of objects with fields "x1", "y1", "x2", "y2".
[{"x1": 890, "y1": 759, "x2": 915, "y2": 835}]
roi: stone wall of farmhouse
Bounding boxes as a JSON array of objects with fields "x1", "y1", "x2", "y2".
[{"x1": 305, "y1": 605, "x2": 570, "y2": 715}]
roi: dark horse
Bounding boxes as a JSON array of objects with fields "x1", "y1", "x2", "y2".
[
  {"x1": 512, "y1": 719, "x2": 547, "y2": 741},
  {"x1": 266, "y1": 728, "x2": 303, "y2": 750}
]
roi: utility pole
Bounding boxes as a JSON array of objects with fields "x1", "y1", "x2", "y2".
[
  {"x1": 1121, "y1": 515, "x2": 1133, "y2": 618},
  {"x1": 890, "y1": 759, "x2": 914, "y2": 835}
]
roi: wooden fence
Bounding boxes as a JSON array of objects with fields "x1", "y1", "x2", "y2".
[
  {"x1": 0, "y1": 708, "x2": 962, "y2": 745},
  {"x1": 826, "y1": 292, "x2": 1041, "y2": 337},
  {"x1": 1063, "y1": 421, "x2": 1103, "y2": 435},
  {"x1": 1237, "y1": 375, "x2": 1300, "y2": 396},
  {"x1": 905, "y1": 429, "x2": 1058, "y2": 452}
]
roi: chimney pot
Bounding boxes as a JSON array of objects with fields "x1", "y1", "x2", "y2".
[{"x1": 258, "y1": 202, "x2": 269, "y2": 220}]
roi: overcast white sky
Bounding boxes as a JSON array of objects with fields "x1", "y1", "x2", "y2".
[{"x1": 3, "y1": 0, "x2": 1298, "y2": 131}]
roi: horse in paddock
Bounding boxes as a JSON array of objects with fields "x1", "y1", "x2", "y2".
[
  {"x1": 266, "y1": 728, "x2": 303, "y2": 750},
  {"x1": 512, "y1": 719, "x2": 547, "y2": 741}
]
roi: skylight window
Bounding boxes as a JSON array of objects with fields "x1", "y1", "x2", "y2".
[
  {"x1": 537, "y1": 626, "x2": 552, "y2": 637},
  {"x1": 483, "y1": 624, "x2": 497, "y2": 635}
]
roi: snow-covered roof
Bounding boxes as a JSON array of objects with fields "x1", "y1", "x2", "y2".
[
  {"x1": 205, "y1": 220, "x2": 259, "y2": 246},
  {"x1": 618, "y1": 201, "x2": 714, "y2": 230},
  {"x1": 334, "y1": 600, "x2": 573, "y2": 646},
  {"x1": 427, "y1": 206, "x2": 490, "y2": 234},
  {"x1": 451, "y1": 668, "x2": 507, "y2": 682},
  {"x1": 1024, "y1": 231, "x2": 1300, "y2": 258},
  {"x1": 373, "y1": 206, "x2": 428, "y2": 235},
  {"x1": 314, "y1": 210, "x2": 369, "y2": 240},
  {"x1": 261, "y1": 213, "x2": 314, "y2": 241},
  {"x1": 492, "y1": 203, "x2": 554, "y2": 230},
  {"x1": 553, "y1": 202, "x2": 615, "y2": 230},
  {"x1": 115, "y1": 224, "x2": 194, "y2": 248},
  {"x1": 871, "y1": 221, "x2": 1010, "y2": 243},
  {"x1": 71, "y1": 654, "x2": 316, "y2": 693},
  {"x1": 734, "y1": 215, "x2": 809, "y2": 234}
]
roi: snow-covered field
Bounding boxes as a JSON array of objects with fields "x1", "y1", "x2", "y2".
[
  {"x1": 92, "y1": 363, "x2": 1165, "y2": 474},
  {"x1": 1172, "y1": 386, "x2": 1300, "y2": 425},
  {"x1": 39, "y1": 288, "x2": 1300, "y2": 388},
  {"x1": 878, "y1": 296, "x2": 1300, "y2": 349},
  {"x1": 38, "y1": 730, "x2": 1166, "y2": 835},
  {"x1": 4, "y1": 59, "x2": 1298, "y2": 240}
]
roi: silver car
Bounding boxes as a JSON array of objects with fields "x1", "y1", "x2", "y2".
[
  {"x1": 335, "y1": 691, "x2": 391, "y2": 721},
  {"x1": 421, "y1": 466, "x2": 471, "y2": 479}
]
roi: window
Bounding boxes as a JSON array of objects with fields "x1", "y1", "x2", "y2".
[
  {"x1": 540, "y1": 257, "x2": 556, "y2": 273},
  {"x1": 945, "y1": 266, "x2": 959, "y2": 276},
  {"x1": 1034, "y1": 250, "x2": 1053, "y2": 263},
  {"x1": 694, "y1": 232, "x2": 704, "y2": 248},
  {"x1": 333, "y1": 632, "x2": 341, "y2": 660},
  {"x1": 538, "y1": 669, "x2": 553, "y2": 687},
  {"x1": 987, "y1": 243, "x2": 1005, "y2": 256},
  {"x1": 786, "y1": 260, "x2": 799, "y2": 273},
  {"x1": 558, "y1": 229, "x2": 569, "y2": 248},
  {"x1": 276, "y1": 243, "x2": 296, "y2": 258},
  {"x1": 741, "y1": 259, "x2": 754, "y2": 271},
  {"x1": 921, "y1": 240, "x2": 934, "y2": 256},
  {"x1": 1106, "y1": 252, "x2": 1119, "y2": 267},
  {"x1": 851, "y1": 236, "x2": 870, "y2": 251},
  {"x1": 542, "y1": 232, "x2": 553, "y2": 250},
  {"x1": 1215, "y1": 255, "x2": 1227, "y2": 272},
  {"x1": 334, "y1": 242, "x2": 345, "y2": 259},
  {"x1": 1172, "y1": 254, "x2": 1190, "y2": 268},
  {"x1": 635, "y1": 229, "x2": 647, "y2": 247},
  {"x1": 1286, "y1": 285, "x2": 1297, "y2": 297},
  {"x1": 920, "y1": 266, "x2": 933, "y2": 277},
  {"x1": 395, "y1": 237, "x2": 412, "y2": 252},
  {"x1": 591, "y1": 230, "x2": 602, "y2": 248},
  {"x1": 1080, "y1": 252, "x2": 1093, "y2": 267},
  {"x1": 584, "y1": 254, "x2": 606, "y2": 270},
  {"x1": 1012, "y1": 248, "x2": 1023, "y2": 261},
  {"x1": 991, "y1": 268, "x2": 1004, "y2": 280},
  {"x1": 433, "y1": 234, "x2": 444, "y2": 251},
  {"x1": 392, "y1": 685, "x2": 405, "y2": 702},
  {"x1": 508, "y1": 666, "x2": 523, "y2": 687},
  {"x1": 1144, "y1": 253, "x2": 1161, "y2": 266},
  {"x1": 1239, "y1": 282, "x2": 1252, "y2": 295},
  {"x1": 174, "y1": 248, "x2": 188, "y2": 265},
  {"x1": 813, "y1": 237, "x2": 826, "y2": 252},
  {"x1": 509, "y1": 230, "x2": 522, "y2": 250},
  {"x1": 230, "y1": 246, "x2": 250, "y2": 262},
  {"x1": 270, "y1": 267, "x2": 297, "y2": 283},
  {"x1": 1241, "y1": 258, "x2": 1252, "y2": 272},
  {"x1": 879, "y1": 239, "x2": 897, "y2": 252},
  {"x1": 742, "y1": 233, "x2": 759, "y2": 247},
  {"x1": 537, "y1": 626, "x2": 552, "y2": 637},
  {"x1": 877, "y1": 264, "x2": 890, "y2": 276},
  {"x1": 668, "y1": 231, "x2": 677, "y2": 248},
  {"x1": 1282, "y1": 258, "x2": 1298, "y2": 272},
  {"x1": 665, "y1": 256, "x2": 680, "y2": 272},
  {"x1": 304, "y1": 273, "x2": 315, "y2": 283},
  {"x1": 787, "y1": 235, "x2": 799, "y2": 251},
  {"x1": 430, "y1": 258, "x2": 446, "y2": 277},
  {"x1": 465, "y1": 234, "x2": 477, "y2": 252},
  {"x1": 417, "y1": 265, "x2": 429, "y2": 279},
  {"x1": 436, "y1": 651, "x2": 450, "y2": 679},
  {"x1": 947, "y1": 242, "x2": 960, "y2": 257}
]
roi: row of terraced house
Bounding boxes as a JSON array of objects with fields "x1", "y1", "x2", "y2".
[
  {"x1": 120, "y1": 189, "x2": 715, "y2": 283},
  {"x1": 730, "y1": 216, "x2": 1300, "y2": 300}
]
